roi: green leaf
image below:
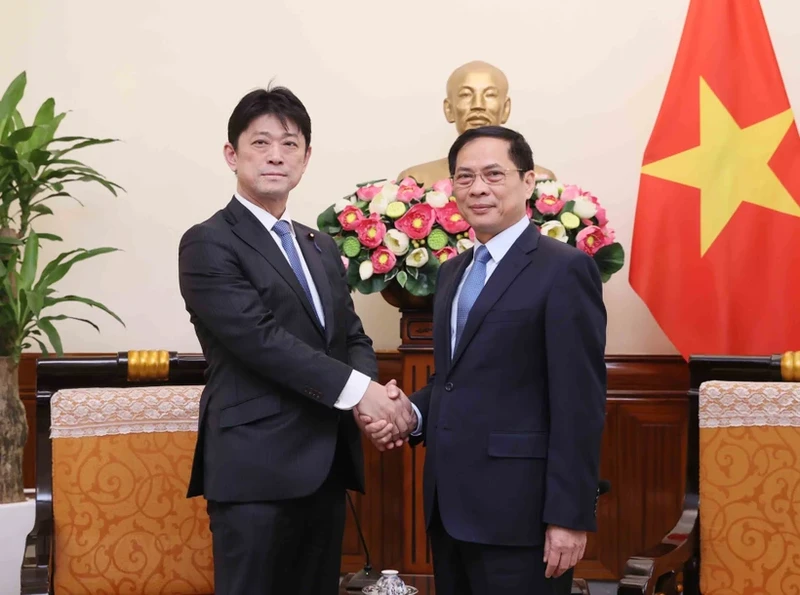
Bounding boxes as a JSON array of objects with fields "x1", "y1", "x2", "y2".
[
  {"x1": 24, "y1": 289, "x2": 43, "y2": 317},
  {"x1": 36, "y1": 233, "x2": 63, "y2": 242},
  {"x1": 39, "y1": 314, "x2": 100, "y2": 333},
  {"x1": 407, "y1": 266, "x2": 419, "y2": 280},
  {"x1": 36, "y1": 317, "x2": 63, "y2": 355},
  {"x1": 316, "y1": 204, "x2": 342, "y2": 235},
  {"x1": 33, "y1": 98, "x2": 55, "y2": 126},
  {"x1": 42, "y1": 295, "x2": 125, "y2": 327},
  {"x1": 403, "y1": 272, "x2": 435, "y2": 296},
  {"x1": 0, "y1": 236, "x2": 23, "y2": 245},
  {"x1": 32, "y1": 338, "x2": 49, "y2": 356},
  {"x1": 356, "y1": 274, "x2": 388, "y2": 294},
  {"x1": 384, "y1": 268, "x2": 399, "y2": 283},
  {"x1": 30, "y1": 204, "x2": 53, "y2": 215},
  {"x1": 7, "y1": 125, "x2": 37, "y2": 145},
  {"x1": 19, "y1": 231, "x2": 39, "y2": 291},
  {"x1": 396, "y1": 270, "x2": 408, "y2": 288},
  {"x1": 592, "y1": 242, "x2": 625, "y2": 280},
  {"x1": 0, "y1": 144, "x2": 17, "y2": 160},
  {"x1": 36, "y1": 247, "x2": 119, "y2": 290},
  {"x1": 0, "y1": 72, "x2": 26, "y2": 140}
]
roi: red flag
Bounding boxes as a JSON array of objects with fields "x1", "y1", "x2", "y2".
[{"x1": 629, "y1": 0, "x2": 800, "y2": 359}]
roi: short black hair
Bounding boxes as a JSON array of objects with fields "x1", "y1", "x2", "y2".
[
  {"x1": 447, "y1": 126, "x2": 534, "y2": 177},
  {"x1": 227, "y1": 86, "x2": 311, "y2": 150}
]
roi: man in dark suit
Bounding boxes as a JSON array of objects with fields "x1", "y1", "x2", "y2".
[
  {"x1": 361, "y1": 126, "x2": 607, "y2": 594},
  {"x1": 178, "y1": 87, "x2": 414, "y2": 595}
]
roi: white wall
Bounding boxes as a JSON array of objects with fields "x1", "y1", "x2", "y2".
[{"x1": 2, "y1": 0, "x2": 798, "y2": 354}]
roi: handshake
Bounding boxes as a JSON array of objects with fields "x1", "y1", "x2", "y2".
[{"x1": 353, "y1": 380, "x2": 416, "y2": 451}]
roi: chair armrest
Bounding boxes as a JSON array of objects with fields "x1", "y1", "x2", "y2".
[{"x1": 617, "y1": 506, "x2": 698, "y2": 595}]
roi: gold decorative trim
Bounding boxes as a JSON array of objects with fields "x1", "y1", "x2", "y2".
[
  {"x1": 781, "y1": 351, "x2": 800, "y2": 382},
  {"x1": 127, "y1": 350, "x2": 169, "y2": 382}
]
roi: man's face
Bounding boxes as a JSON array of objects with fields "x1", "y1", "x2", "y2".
[
  {"x1": 224, "y1": 114, "x2": 311, "y2": 203},
  {"x1": 445, "y1": 70, "x2": 510, "y2": 134},
  {"x1": 452, "y1": 137, "x2": 535, "y2": 243}
]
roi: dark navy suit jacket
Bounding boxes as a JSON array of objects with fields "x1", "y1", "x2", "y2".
[{"x1": 410, "y1": 223, "x2": 607, "y2": 547}]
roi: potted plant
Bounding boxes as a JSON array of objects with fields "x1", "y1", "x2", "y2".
[{"x1": 0, "y1": 71, "x2": 124, "y2": 592}]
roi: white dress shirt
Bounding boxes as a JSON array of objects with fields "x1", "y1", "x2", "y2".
[
  {"x1": 235, "y1": 193, "x2": 369, "y2": 410},
  {"x1": 411, "y1": 215, "x2": 531, "y2": 436}
]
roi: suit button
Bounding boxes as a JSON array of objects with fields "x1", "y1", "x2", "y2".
[{"x1": 445, "y1": 382, "x2": 453, "y2": 392}]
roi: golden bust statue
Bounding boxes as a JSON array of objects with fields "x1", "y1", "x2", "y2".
[{"x1": 397, "y1": 60, "x2": 556, "y2": 188}]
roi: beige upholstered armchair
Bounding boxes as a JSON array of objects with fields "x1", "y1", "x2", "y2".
[
  {"x1": 22, "y1": 351, "x2": 212, "y2": 595},
  {"x1": 618, "y1": 351, "x2": 800, "y2": 595}
]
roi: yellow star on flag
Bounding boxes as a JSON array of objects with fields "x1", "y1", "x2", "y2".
[{"x1": 641, "y1": 77, "x2": 800, "y2": 255}]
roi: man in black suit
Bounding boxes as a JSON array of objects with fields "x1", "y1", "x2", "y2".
[
  {"x1": 178, "y1": 87, "x2": 414, "y2": 595},
  {"x1": 361, "y1": 126, "x2": 607, "y2": 594}
]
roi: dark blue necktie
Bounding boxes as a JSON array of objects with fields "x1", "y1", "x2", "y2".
[{"x1": 272, "y1": 220, "x2": 323, "y2": 328}]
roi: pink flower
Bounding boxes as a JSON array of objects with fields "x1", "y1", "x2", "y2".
[
  {"x1": 356, "y1": 184, "x2": 382, "y2": 201},
  {"x1": 370, "y1": 246, "x2": 397, "y2": 274},
  {"x1": 432, "y1": 178, "x2": 453, "y2": 197},
  {"x1": 468, "y1": 227, "x2": 476, "y2": 242},
  {"x1": 601, "y1": 226, "x2": 616, "y2": 243},
  {"x1": 396, "y1": 177, "x2": 425, "y2": 203},
  {"x1": 435, "y1": 202, "x2": 471, "y2": 234},
  {"x1": 526, "y1": 203, "x2": 533, "y2": 219},
  {"x1": 560, "y1": 185, "x2": 583, "y2": 202},
  {"x1": 576, "y1": 225, "x2": 606, "y2": 256},
  {"x1": 356, "y1": 214, "x2": 387, "y2": 248},
  {"x1": 341, "y1": 255, "x2": 350, "y2": 269},
  {"x1": 337, "y1": 205, "x2": 365, "y2": 231},
  {"x1": 595, "y1": 205, "x2": 608, "y2": 227},
  {"x1": 434, "y1": 247, "x2": 458, "y2": 263},
  {"x1": 535, "y1": 196, "x2": 565, "y2": 215},
  {"x1": 395, "y1": 203, "x2": 436, "y2": 240}
]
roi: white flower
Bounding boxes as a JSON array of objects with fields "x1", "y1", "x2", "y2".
[
  {"x1": 540, "y1": 220, "x2": 568, "y2": 242},
  {"x1": 535, "y1": 180, "x2": 564, "y2": 198},
  {"x1": 384, "y1": 229, "x2": 410, "y2": 256},
  {"x1": 456, "y1": 239, "x2": 474, "y2": 254},
  {"x1": 375, "y1": 182, "x2": 399, "y2": 203},
  {"x1": 359, "y1": 260, "x2": 374, "y2": 280},
  {"x1": 369, "y1": 193, "x2": 391, "y2": 215},
  {"x1": 405, "y1": 247, "x2": 429, "y2": 268},
  {"x1": 572, "y1": 198, "x2": 598, "y2": 219},
  {"x1": 425, "y1": 190, "x2": 450, "y2": 209},
  {"x1": 333, "y1": 198, "x2": 353, "y2": 213}
]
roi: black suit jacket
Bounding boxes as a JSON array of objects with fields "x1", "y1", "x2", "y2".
[
  {"x1": 178, "y1": 197, "x2": 378, "y2": 502},
  {"x1": 411, "y1": 223, "x2": 607, "y2": 547}
]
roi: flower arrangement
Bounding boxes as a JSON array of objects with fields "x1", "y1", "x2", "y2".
[{"x1": 316, "y1": 177, "x2": 624, "y2": 297}]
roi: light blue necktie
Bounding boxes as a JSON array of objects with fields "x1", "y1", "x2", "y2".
[
  {"x1": 272, "y1": 220, "x2": 323, "y2": 328},
  {"x1": 454, "y1": 245, "x2": 491, "y2": 349}
]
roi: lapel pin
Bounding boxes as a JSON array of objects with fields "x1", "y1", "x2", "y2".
[{"x1": 308, "y1": 232, "x2": 322, "y2": 253}]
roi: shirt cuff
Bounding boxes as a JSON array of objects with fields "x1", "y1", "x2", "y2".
[
  {"x1": 410, "y1": 403, "x2": 423, "y2": 436},
  {"x1": 333, "y1": 370, "x2": 371, "y2": 410}
]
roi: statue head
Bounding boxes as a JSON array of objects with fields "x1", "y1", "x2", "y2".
[{"x1": 444, "y1": 61, "x2": 511, "y2": 134}]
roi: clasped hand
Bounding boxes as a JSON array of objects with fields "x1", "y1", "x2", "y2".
[{"x1": 353, "y1": 380, "x2": 415, "y2": 451}]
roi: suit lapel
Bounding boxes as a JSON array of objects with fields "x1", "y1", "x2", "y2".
[
  {"x1": 295, "y1": 226, "x2": 335, "y2": 344},
  {"x1": 440, "y1": 252, "x2": 472, "y2": 373},
  {"x1": 450, "y1": 224, "x2": 540, "y2": 371},
  {"x1": 226, "y1": 199, "x2": 325, "y2": 339}
]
